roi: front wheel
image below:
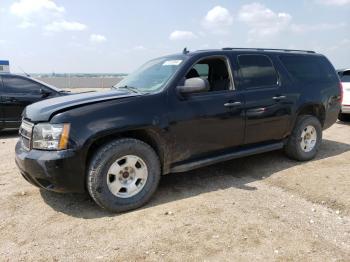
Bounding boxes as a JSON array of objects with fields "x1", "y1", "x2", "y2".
[
  {"x1": 284, "y1": 115, "x2": 322, "y2": 161},
  {"x1": 87, "y1": 138, "x2": 161, "y2": 212}
]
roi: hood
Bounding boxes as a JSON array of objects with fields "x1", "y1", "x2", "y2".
[{"x1": 24, "y1": 89, "x2": 139, "y2": 122}]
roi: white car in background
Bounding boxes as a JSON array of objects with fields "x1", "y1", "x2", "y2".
[{"x1": 338, "y1": 69, "x2": 350, "y2": 121}]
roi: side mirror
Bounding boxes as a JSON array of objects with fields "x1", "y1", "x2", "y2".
[
  {"x1": 177, "y1": 77, "x2": 210, "y2": 94},
  {"x1": 40, "y1": 88, "x2": 51, "y2": 98}
]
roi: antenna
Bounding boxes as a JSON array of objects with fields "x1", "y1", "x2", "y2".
[
  {"x1": 183, "y1": 47, "x2": 189, "y2": 54},
  {"x1": 18, "y1": 66, "x2": 30, "y2": 77}
]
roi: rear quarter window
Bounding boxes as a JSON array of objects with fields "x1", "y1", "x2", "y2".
[{"x1": 279, "y1": 55, "x2": 338, "y2": 84}]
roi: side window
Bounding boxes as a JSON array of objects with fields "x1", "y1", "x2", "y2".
[
  {"x1": 238, "y1": 55, "x2": 278, "y2": 89},
  {"x1": 185, "y1": 57, "x2": 232, "y2": 92},
  {"x1": 2, "y1": 76, "x2": 42, "y2": 94},
  {"x1": 279, "y1": 55, "x2": 338, "y2": 84},
  {"x1": 193, "y1": 64, "x2": 209, "y2": 78}
]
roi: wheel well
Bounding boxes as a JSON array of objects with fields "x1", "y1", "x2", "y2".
[
  {"x1": 298, "y1": 104, "x2": 326, "y2": 126},
  {"x1": 85, "y1": 129, "x2": 165, "y2": 172}
]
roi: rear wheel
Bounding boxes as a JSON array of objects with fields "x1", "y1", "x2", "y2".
[
  {"x1": 285, "y1": 115, "x2": 322, "y2": 161},
  {"x1": 87, "y1": 138, "x2": 161, "y2": 212}
]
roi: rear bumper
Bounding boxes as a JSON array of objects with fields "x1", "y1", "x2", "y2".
[
  {"x1": 15, "y1": 141, "x2": 86, "y2": 193},
  {"x1": 341, "y1": 104, "x2": 350, "y2": 114}
]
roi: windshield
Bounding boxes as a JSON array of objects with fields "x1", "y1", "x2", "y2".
[{"x1": 114, "y1": 56, "x2": 185, "y2": 93}]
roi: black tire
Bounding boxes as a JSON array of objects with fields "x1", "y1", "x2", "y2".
[
  {"x1": 338, "y1": 113, "x2": 350, "y2": 122},
  {"x1": 87, "y1": 138, "x2": 161, "y2": 212},
  {"x1": 284, "y1": 115, "x2": 322, "y2": 161}
]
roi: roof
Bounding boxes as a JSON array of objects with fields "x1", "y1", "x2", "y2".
[
  {"x1": 221, "y1": 47, "x2": 315, "y2": 53},
  {"x1": 0, "y1": 73, "x2": 28, "y2": 77},
  {"x1": 191, "y1": 48, "x2": 317, "y2": 54},
  {"x1": 175, "y1": 48, "x2": 320, "y2": 58}
]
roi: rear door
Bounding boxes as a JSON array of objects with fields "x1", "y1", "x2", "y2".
[
  {"x1": 234, "y1": 53, "x2": 290, "y2": 144},
  {"x1": 1, "y1": 75, "x2": 51, "y2": 126}
]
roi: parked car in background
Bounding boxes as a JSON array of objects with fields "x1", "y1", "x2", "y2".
[
  {"x1": 0, "y1": 74, "x2": 69, "y2": 131},
  {"x1": 15, "y1": 48, "x2": 341, "y2": 212},
  {"x1": 337, "y1": 69, "x2": 350, "y2": 121}
]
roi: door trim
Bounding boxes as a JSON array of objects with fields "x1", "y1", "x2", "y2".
[{"x1": 170, "y1": 141, "x2": 284, "y2": 173}]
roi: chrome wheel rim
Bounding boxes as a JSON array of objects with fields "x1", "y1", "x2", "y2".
[
  {"x1": 107, "y1": 155, "x2": 148, "y2": 198},
  {"x1": 300, "y1": 125, "x2": 317, "y2": 153}
]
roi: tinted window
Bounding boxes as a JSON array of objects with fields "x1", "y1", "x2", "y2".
[
  {"x1": 2, "y1": 76, "x2": 43, "y2": 94},
  {"x1": 280, "y1": 55, "x2": 337, "y2": 84},
  {"x1": 341, "y1": 71, "x2": 350, "y2": 83},
  {"x1": 238, "y1": 55, "x2": 278, "y2": 89}
]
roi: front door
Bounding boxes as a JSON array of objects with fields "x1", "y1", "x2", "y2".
[
  {"x1": 1, "y1": 75, "x2": 48, "y2": 126},
  {"x1": 167, "y1": 55, "x2": 245, "y2": 164},
  {"x1": 234, "y1": 53, "x2": 290, "y2": 144}
]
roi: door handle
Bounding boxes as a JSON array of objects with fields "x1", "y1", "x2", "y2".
[
  {"x1": 224, "y1": 101, "x2": 242, "y2": 107},
  {"x1": 272, "y1": 95, "x2": 286, "y2": 100}
]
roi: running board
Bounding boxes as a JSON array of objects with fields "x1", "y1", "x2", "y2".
[{"x1": 170, "y1": 142, "x2": 284, "y2": 173}]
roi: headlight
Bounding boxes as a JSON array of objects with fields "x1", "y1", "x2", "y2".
[{"x1": 32, "y1": 123, "x2": 70, "y2": 150}]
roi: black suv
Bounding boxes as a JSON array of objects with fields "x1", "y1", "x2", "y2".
[
  {"x1": 0, "y1": 74, "x2": 68, "y2": 130},
  {"x1": 15, "y1": 48, "x2": 341, "y2": 212}
]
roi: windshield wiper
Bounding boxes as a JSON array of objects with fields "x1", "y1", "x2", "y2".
[{"x1": 117, "y1": 85, "x2": 140, "y2": 94}]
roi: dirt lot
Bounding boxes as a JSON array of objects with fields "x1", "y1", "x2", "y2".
[{"x1": 0, "y1": 119, "x2": 349, "y2": 261}]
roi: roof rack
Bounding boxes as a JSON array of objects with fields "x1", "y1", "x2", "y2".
[{"x1": 222, "y1": 47, "x2": 316, "y2": 54}]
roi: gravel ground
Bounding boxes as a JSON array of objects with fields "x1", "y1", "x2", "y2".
[{"x1": 0, "y1": 118, "x2": 349, "y2": 261}]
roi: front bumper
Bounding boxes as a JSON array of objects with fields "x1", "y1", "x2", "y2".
[
  {"x1": 15, "y1": 141, "x2": 86, "y2": 193},
  {"x1": 341, "y1": 104, "x2": 350, "y2": 114}
]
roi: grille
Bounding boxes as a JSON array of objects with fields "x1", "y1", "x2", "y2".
[{"x1": 19, "y1": 120, "x2": 34, "y2": 150}]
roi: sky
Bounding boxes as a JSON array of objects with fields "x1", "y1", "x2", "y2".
[{"x1": 0, "y1": 0, "x2": 349, "y2": 73}]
